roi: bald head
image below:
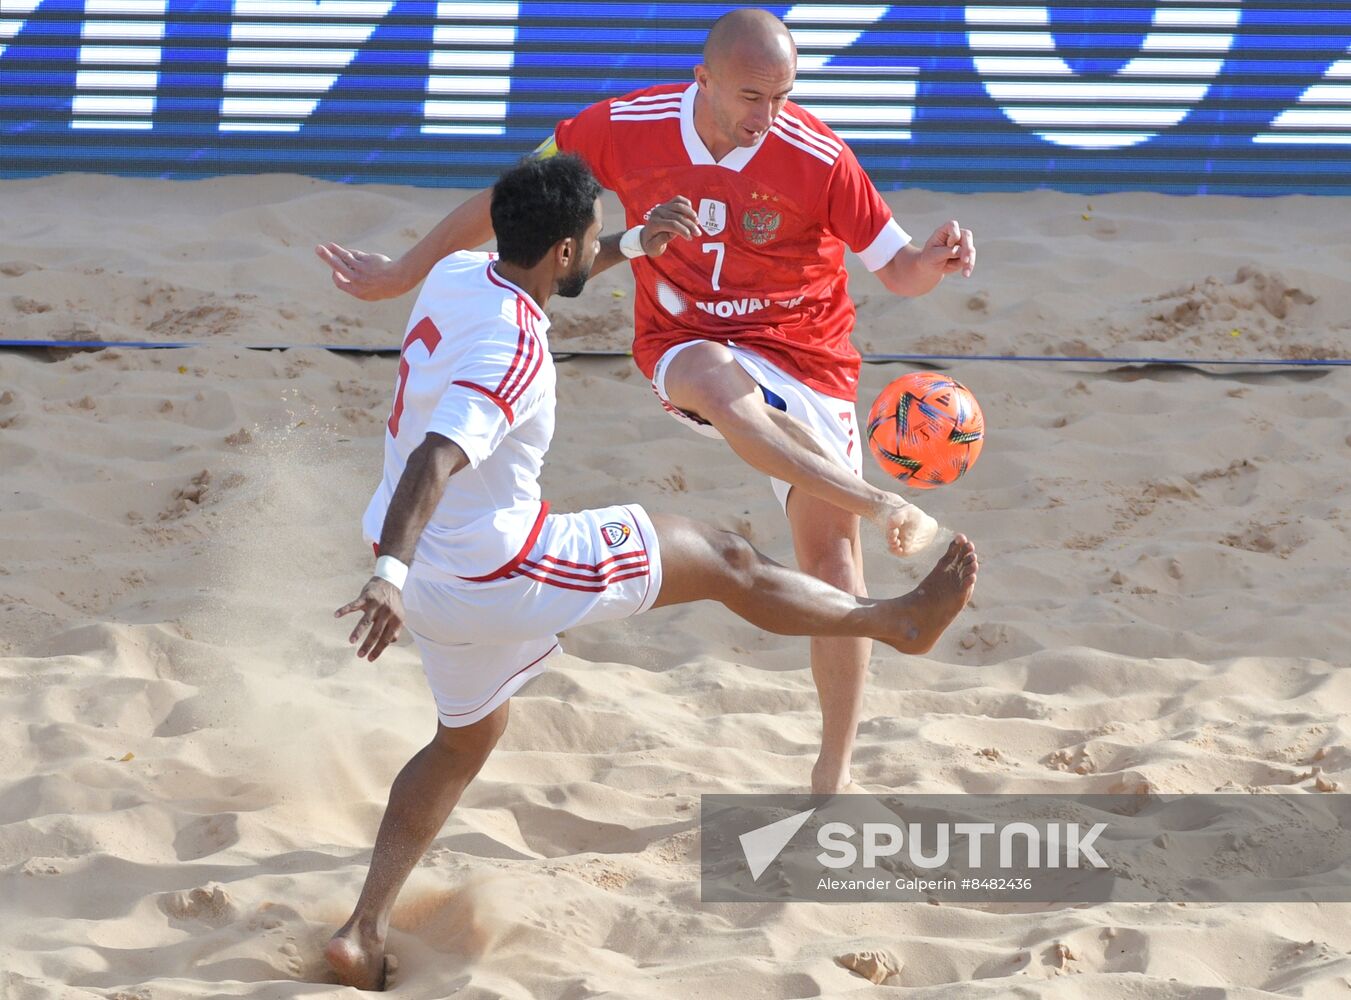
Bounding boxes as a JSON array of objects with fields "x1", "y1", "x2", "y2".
[
  {"x1": 702, "y1": 7, "x2": 795, "y2": 70},
  {"x1": 692, "y1": 8, "x2": 796, "y2": 156}
]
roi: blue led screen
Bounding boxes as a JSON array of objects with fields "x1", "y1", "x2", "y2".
[{"x1": 2, "y1": 2, "x2": 1349, "y2": 194}]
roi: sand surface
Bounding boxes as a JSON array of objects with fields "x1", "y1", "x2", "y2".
[{"x1": 1, "y1": 173, "x2": 1350, "y2": 998}]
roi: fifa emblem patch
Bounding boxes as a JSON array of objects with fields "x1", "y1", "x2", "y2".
[
  {"x1": 698, "y1": 198, "x2": 727, "y2": 236},
  {"x1": 601, "y1": 522, "x2": 631, "y2": 547},
  {"x1": 742, "y1": 207, "x2": 782, "y2": 245}
]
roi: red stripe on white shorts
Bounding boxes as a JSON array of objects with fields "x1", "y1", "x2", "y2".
[
  {"x1": 516, "y1": 565, "x2": 651, "y2": 593},
  {"x1": 520, "y1": 554, "x2": 648, "y2": 585},
  {"x1": 530, "y1": 550, "x2": 649, "y2": 574}
]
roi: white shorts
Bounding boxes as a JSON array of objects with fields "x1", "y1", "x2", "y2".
[
  {"x1": 401, "y1": 503, "x2": 662, "y2": 727},
  {"x1": 651, "y1": 340, "x2": 864, "y2": 510}
]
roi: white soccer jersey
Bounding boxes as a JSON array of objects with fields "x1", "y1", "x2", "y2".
[{"x1": 362, "y1": 251, "x2": 555, "y2": 581}]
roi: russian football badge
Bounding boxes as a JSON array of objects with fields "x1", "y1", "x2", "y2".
[{"x1": 742, "y1": 207, "x2": 782, "y2": 245}]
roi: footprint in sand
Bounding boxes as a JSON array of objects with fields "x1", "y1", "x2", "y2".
[
  {"x1": 279, "y1": 941, "x2": 305, "y2": 979},
  {"x1": 173, "y1": 812, "x2": 239, "y2": 861},
  {"x1": 241, "y1": 901, "x2": 336, "y2": 982}
]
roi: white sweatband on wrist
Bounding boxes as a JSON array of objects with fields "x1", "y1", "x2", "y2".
[
  {"x1": 619, "y1": 225, "x2": 646, "y2": 259},
  {"x1": 374, "y1": 555, "x2": 409, "y2": 591}
]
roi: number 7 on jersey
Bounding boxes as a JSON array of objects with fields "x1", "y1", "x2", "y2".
[{"x1": 701, "y1": 241, "x2": 725, "y2": 291}]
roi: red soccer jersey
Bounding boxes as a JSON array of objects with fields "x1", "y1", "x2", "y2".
[{"x1": 553, "y1": 82, "x2": 909, "y2": 401}]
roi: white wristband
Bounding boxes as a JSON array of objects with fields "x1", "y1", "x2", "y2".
[
  {"x1": 619, "y1": 225, "x2": 646, "y2": 259},
  {"x1": 374, "y1": 555, "x2": 409, "y2": 591}
]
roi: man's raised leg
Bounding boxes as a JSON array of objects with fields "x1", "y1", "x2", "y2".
[
  {"x1": 326, "y1": 704, "x2": 509, "y2": 990},
  {"x1": 660, "y1": 341, "x2": 937, "y2": 558},
  {"x1": 650, "y1": 515, "x2": 976, "y2": 661}
]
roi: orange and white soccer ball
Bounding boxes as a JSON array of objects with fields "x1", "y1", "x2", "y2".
[{"x1": 865, "y1": 371, "x2": 985, "y2": 489}]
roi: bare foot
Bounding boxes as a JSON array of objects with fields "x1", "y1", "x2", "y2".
[
  {"x1": 811, "y1": 757, "x2": 861, "y2": 795},
  {"x1": 877, "y1": 535, "x2": 978, "y2": 654},
  {"x1": 874, "y1": 499, "x2": 939, "y2": 558},
  {"x1": 325, "y1": 921, "x2": 389, "y2": 991}
]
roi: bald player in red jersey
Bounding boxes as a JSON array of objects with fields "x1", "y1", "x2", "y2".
[
  {"x1": 550, "y1": 81, "x2": 911, "y2": 403},
  {"x1": 318, "y1": 8, "x2": 977, "y2": 795}
]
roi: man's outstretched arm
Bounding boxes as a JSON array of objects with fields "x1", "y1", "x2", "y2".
[
  {"x1": 317, "y1": 189, "x2": 495, "y2": 301},
  {"x1": 590, "y1": 196, "x2": 703, "y2": 277},
  {"x1": 873, "y1": 220, "x2": 976, "y2": 298},
  {"x1": 335, "y1": 433, "x2": 469, "y2": 659}
]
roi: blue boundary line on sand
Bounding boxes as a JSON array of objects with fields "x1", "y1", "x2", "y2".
[{"x1": 1, "y1": 339, "x2": 1348, "y2": 368}]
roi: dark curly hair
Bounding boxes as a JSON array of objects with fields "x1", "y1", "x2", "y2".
[{"x1": 490, "y1": 153, "x2": 602, "y2": 267}]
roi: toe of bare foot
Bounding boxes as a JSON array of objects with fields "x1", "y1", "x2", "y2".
[
  {"x1": 940, "y1": 535, "x2": 977, "y2": 585},
  {"x1": 941, "y1": 536, "x2": 962, "y2": 564},
  {"x1": 883, "y1": 535, "x2": 978, "y2": 654},
  {"x1": 952, "y1": 535, "x2": 978, "y2": 584},
  {"x1": 924, "y1": 535, "x2": 967, "y2": 580}
]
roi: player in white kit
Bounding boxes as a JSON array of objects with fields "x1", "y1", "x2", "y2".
[{"x1": 325, "y1": 154, "x2": 978, "y2": 990}]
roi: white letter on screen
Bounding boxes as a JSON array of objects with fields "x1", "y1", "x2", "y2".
[
  {"x1": 1, "y1": 0, "x2": 43, "y2": 61},
  {"x1": 1255, "y1": 43, "x2": 1351, "y2": 146},
  {"x1": 221, "y1": 0, "x2": 395, "y2": 133},
  {"x1": 967, "y1": 1, "x2": 1240, "y2": 149},
  {"x1": 422, "y1": 1, "x2": 518, "y2": 137},
  {"x1": 783, "y1": 4, "x2": 918, "y2": 143},
  {"x1": 72, "y1": 0, "x2": 167, "y2": 131}
]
